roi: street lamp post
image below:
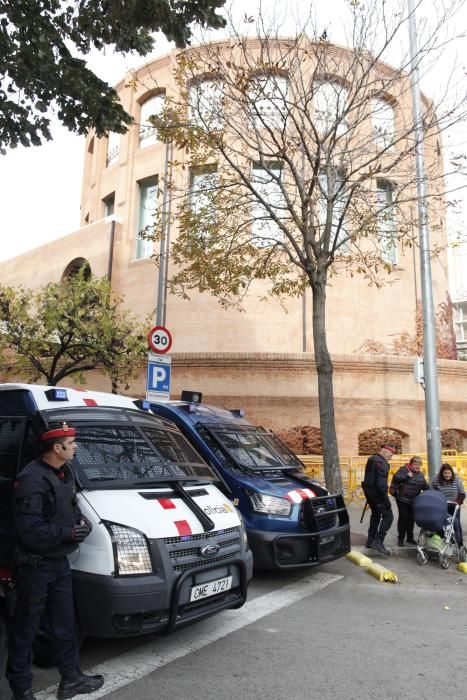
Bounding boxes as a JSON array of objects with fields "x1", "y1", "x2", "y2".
[
  {"x1": 155, "y1": 122, "x2": 193, "y2": 328},
  {"x1": 155, "y1": 136, "x2": 173, "y2": 327},
  {"x1": 408, "y1": 0, "x2": 442, "y2": 480}
]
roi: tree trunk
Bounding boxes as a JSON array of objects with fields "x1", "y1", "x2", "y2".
[{"x1": 311, "y1": 276, "x2": 343, "y2": 494}]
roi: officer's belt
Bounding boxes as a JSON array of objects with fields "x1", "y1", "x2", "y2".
[{"x1": 16, "y1": 550, "x2": 60, "y2": 566}]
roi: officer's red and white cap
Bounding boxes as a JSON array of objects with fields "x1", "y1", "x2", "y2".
[
  {"x1": 40, "y1": 422, "x2": 76, "y2": 441},
  {"x1": 382, "y1": 444, "x2": 396, "y2": 454}
]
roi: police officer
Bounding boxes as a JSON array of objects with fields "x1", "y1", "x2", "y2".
[
  {"x1": 6, "y1": 422, "x2": 104, "y2": 700},
  {"x1": 362, "y1": 444, "x2": 395, "y2": 556}
]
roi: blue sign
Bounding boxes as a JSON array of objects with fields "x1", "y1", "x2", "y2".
[{"x1": 147, "y1": 361, "x2": 171, "y2": 394}]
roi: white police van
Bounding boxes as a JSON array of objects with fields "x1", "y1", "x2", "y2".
[{"x1": 0, "y1": 384, "x2": 252, "y2": 646}]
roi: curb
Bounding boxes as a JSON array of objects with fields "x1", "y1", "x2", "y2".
[{"x1": 352, "y1": 544, "x2": 417, "y2": 559}]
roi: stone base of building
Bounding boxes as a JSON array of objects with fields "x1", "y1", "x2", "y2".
[{"x1": 3, "y1": 352, "x2": 467, "y2": 455}]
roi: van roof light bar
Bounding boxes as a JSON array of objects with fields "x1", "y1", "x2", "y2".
[
  {"x1": 45, "y1": 388, "x2": 68, "y2": 402},
  {"x1": 181, "y1": 390, "x2": 202, "y2": 404}
]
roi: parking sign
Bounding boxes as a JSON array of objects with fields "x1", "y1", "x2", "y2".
[{"x1": 146, "y1": 353, "x2": 171, "y2": 401}]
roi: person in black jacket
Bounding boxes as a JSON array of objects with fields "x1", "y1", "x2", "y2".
[
  {"x1": 391, "y1": 456, "x2": 429, "y2": 546},
  {"x1": 362, "y1": 445, "x2": 395, "y2": 555},
  {"x1": 6, "y1": 422, "x2": 104, "y2": 700}
]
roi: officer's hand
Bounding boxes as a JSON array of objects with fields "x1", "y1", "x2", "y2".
[
  {"x1": 71, "y1": 525, "x2": 89, "y2": 542},
  {"x1": 80, "y1": 518, "x2": 92, "y2": 534}
]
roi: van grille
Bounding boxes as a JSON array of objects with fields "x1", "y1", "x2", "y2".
[
  {"x1": 164, "y1": 527, "x2": 237, "y2": 545},
  {"x1": 164, "y1": 528, "x2": 241, "y2": 573}
]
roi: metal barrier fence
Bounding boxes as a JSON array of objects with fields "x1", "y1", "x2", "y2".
[{"x1": 299, "y1": 452, "x2": 467, "y2": 502}]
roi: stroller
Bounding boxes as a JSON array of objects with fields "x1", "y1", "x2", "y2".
[{"x1": 413, "y1": 490, "x2": 467, "y2": 569}]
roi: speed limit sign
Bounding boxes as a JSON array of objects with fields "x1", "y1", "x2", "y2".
[{"x1": 147, "y1": 325, "x2": 173, "y2": 354}]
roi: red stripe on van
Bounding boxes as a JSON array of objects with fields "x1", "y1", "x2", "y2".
[
  {"x1": 174, "y1": 520, "x2": 192, "y2": 536},
  {"x1": 158, "y1": 498, "x2": 176, "y2": 509}
]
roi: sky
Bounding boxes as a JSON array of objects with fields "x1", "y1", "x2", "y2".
[{"x1": 0, "y1": 0, "x2": 466, "y2": 286}]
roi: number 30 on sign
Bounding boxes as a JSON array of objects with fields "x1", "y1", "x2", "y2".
[{"x1": 147, "y1": 326, "x2": 173, "y2": 354}]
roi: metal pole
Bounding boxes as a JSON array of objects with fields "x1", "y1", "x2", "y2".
[
  {"x1": 162, "y1": 139, "x2": 174, "y2": 327},
  {"x1": 408, "y1": 0, "x2": 442, "y2": 480},
  {"x1": 156, "y1": 137, "x2": 171, "y2": 326}
]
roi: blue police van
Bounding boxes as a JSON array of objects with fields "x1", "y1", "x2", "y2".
[{"x1": 148, "y1": 393, "x2": 350, "y2": 569}]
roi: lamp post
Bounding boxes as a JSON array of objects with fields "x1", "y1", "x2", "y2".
[
  {"x1": 155, "y1": 122, "x2": 193, "y2": 328},
  {"x1": 408, "y1": 0, "x2": 442, "y2": 480},
  {"x1": 155, "y1": 135, "x2": 173, "y2": 327}
]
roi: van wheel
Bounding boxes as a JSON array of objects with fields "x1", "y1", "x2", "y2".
[{"x1": 33, "y1": 617, "x2": 84, "y2": 668}]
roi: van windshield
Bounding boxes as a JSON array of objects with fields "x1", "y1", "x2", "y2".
[
  {"x1": 43, "y1": 407, "x2": 216, "y2": 487},
  {"x1": 205, "y1": 425, "x2": 303, "y2": 471}
]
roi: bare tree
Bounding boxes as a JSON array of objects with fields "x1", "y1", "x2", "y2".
[{"x1": 144, "y1": 0, "x2": 466, "y2": 491}]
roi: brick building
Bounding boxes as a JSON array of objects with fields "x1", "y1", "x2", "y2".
[{"x1": 1, "y1": 37, "x2": 466, "y2": 454}]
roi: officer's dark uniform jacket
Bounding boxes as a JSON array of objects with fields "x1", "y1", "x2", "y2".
[
  {"x1": 392, "y1": 465, "x2": 429, "y2": 504},
  {"x1": 14, "y1": 459, "x2": 80, "y2": 559},
  {"x1": 362, "y1": 454, "x2": 391, "y2": 504}
]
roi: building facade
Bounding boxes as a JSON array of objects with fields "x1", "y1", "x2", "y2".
[{"x1": 1, "y1": 37, "x2": 466, "y2": 454}]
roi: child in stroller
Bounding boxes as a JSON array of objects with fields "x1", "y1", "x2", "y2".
[{"x1": 413, "y1": 490, "x2": 467, "y2": 569}]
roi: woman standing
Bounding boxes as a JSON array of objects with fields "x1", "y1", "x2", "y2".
[
  {"x1": 432, "y1": 463, "x2": 465, "y2": 546},
  {"x1": 391, "y1": 456, "x2": 430, "y2": 546}
]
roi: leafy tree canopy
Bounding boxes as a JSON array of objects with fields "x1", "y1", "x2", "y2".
[
  {"x1": 0, "y1": 269, "x2": 150, "y2": 392},
  {"x1": 0, "y1": 0, "x2": 226, "y2": 152}
]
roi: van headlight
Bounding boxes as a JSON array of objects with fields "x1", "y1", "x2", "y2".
[
  {"x1": 247, "y1": 492, "x2": 292, "y2": 517},
  {"x1": 235, "y1": 509, "x2": 249, "y2": 549},
  {"x1": 104, "y1": 522, "x2": 153, "y2": 576}
]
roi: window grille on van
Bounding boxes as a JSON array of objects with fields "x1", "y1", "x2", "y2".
[
  {"x1": 45, "y1": 407, "x2": 169, "y2": 428},
  {"x1": 43, "y1": 408, "x2": 217, "y2": 484}
]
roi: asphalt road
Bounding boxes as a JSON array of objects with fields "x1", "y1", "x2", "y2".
[{"x1": 2, "y1": 542, "x2": 466, "y2": 700}]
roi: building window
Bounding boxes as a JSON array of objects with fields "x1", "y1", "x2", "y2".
[
  {"x1": 103, "y1": 193, "x2": 115, "y2": 218},
  {"x1": 318, "y1": 169, "x2": 348, "y2": 251},
  {"x1": 454, "y1": 303, "x2": 467, "y2": 343},
  {"x1": 377, "y1": 179, "x2": 397, "y2": 264},
  {"x1": 249, "y1": 74, "x2": 288, "y2": 129},
  {"x1": 135, "y1": 177, "x2": 158, "y2": 260},
  {"x1": 189, "y1": 79, "x2": 223, "y2": 129},
  {"x1": 140, "y1": 93, "x2": 165, "y2": 147},
  {"x1": 189, "y1": 165, "x2": 218, "y2": 240},
  {"x1": 106, "y1": 131, "x2": 120, "y2": 166},
  {"x1": 313, "y1": 80, "x2": 348, "y2": 134},
  {"x1": 251, "y1": 162, "x2": 284, "y2": 246},
  {"x1": 372, "y1": 98, "x2": 395, "y2": 149}
]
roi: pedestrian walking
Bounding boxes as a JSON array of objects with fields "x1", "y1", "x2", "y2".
[
  {"x1": 6, "y1": 422, "x2": 104, "y2": 700},
  {"x1": 390, "y1": 456, "x2": 429, "y2": 546},
  {"x1": 432, "y1": 463, "x2": 465, "y2": 546},
  {"x1": 362, "y1": 445, "x2": 395, "y2": 555}
]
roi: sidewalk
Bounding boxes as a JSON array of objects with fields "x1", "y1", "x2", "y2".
[{"x1": 347, "y1": 497, "x2": 467, "y2": 558}]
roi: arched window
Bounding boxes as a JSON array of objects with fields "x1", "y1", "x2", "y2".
[
  {"x1": 376, "y1": 179, "x2": 397, "y2": 264},
  {"x1": 139, "y1": 93, "x2": 165, "y2": 147},
  {"x1": 62, "y1": 258, "x2": 92, "y2": 281},
  {"x1": 189, "y1": 79, "x2": 223, "y2": 129},
  {"x1": 106, "y1": 131, "x2": 120, "y2": 166},
  {"x1": 313, "y1": 80, "x2": 348, "y2": 134},
  {"x1": 249, "y1": 74, "x2": 288, "y2": 129},
  {"x1": 372, "y1": 98, "x2": 395, "y2": 149}
]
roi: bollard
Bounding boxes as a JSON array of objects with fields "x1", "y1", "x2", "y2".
[
  {"x1": 366, "y1": 562, "x2": 398, "y2": 583},
  {"x1": 346, "y1": 550, "x2": 372, "y2": 567}
]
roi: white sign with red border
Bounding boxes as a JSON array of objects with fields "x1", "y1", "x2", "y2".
[{"x1": 147, "y1": 325, "x2": 172, "y2": 354}]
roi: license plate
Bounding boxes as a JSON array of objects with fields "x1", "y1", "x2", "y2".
[
  {"x1": 321, "y1": 535, "x2": 335, "y2": 545},
  {"x1": 190, "y1": 575, "x2": 232, "y2": 602}
]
